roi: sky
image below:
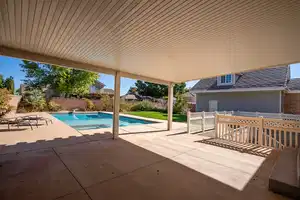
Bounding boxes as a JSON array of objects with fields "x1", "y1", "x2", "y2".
[{"x1": 0, "y1": 55, "x2": 299, "y2": 95}]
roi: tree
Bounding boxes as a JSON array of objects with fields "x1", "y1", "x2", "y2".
[
  {"x1": 127, "y1": 86, "x2": 137, "y2": 94},
  {"x1": 173, "y1": 93, "x2": 188, "y2": 114},
  {"x1": 20, "y1": 60, "x2": 99, "y2": 96},
  {"x1": 4, "y1": 76, "x2": 14, "y2": 94},
  {"x1": 174, "y1": 82, "x2": 188, "y2": 95},
  {"x1": 135, "y1": 81, "x2": 187, "y2": 98},
  {"x1": 15, "y1": 88, "x2": 20, "y2": 95},
  {"x1": 23, "y1": 89, "x2": 46, "y2": 111},
  {"x1": 0, "y1": 74, "x2": 4, "y2": 88},
  {"x1": 0, "y1": 88, "x2": 11, "y2": 111}
]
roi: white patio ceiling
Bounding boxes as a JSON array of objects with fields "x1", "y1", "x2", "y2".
[{"x1": 0, "y1": 0, "x2": 300, "y2": 83}]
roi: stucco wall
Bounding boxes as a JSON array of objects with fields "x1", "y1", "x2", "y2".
[
  {"x1": 196, "y1": 91, "x2": 281, "y2": 113},
  {"x1": 8, "y1": 95, "x2": 22, "y2": 109},
  {"x1": 51, "y1": 97, "x2": 104, "y2": 110}
]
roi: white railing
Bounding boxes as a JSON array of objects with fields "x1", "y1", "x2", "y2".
[
  {"x1": 187, "y1": 111, "x2": 233, "y2": 133},
  {"x1": 234, "y1": 111, "x2": 300, "y2": 121},
  {"x1": 215, "y1": 115, "x2": 300, "y2": 149}
]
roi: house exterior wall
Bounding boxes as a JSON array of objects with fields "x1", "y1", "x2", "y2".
[
  {"x1": 89, "y1": 86, "x2": 98, "y2": 93},
  {"x1": 196, "y1": 91, "x2": 281, "y2": 113}
]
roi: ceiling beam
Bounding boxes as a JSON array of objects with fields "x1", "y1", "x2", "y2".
[
  {"x1": 0, "y1": 46, "x2": 115, "y2": 75},
  {"x1": 0, "y1": 46, "x2": 170, "y2": 85},
  {"x1": 119, "y1": 71, "x2": 170, "y2": 85}
]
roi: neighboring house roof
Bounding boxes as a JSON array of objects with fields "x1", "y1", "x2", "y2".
[
  {"x1": 287, "y1": 78, "x2": 300, "y2": 91},
  {"x1": 93, "y1": 80, "x2": 105, "y2": 89},
  {"x1": 183, "y1": 91, "x2": 196, "y2": 103},
  {"x1": 101, "y1": 88, "x2": 114, "y2": 94},
  {"x1": 191, "y1": 65, "x2": 289, "y2": 93},
  {"x1": 121, "y1": 94, "x2": 138, "y2": 100}
]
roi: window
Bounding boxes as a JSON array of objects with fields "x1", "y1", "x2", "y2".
[{"x1": 218, "y1": 74, "x2": 234, "y2": 85}]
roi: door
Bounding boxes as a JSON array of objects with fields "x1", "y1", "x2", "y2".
[{"x1": 209, "y1": 100, "x2": 218, "y2": 112}]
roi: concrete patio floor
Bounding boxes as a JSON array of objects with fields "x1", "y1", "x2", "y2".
[{"x1": 0, "y1": 113, "x2": 289, "y2": 200}]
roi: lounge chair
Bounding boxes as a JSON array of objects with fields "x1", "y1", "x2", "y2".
[
  {"x1": 0, "y1": 117, "x2": 36, "y2": 130},
  {"x1": 20, "y1": 115, "x2": 53, "y2": 125}
]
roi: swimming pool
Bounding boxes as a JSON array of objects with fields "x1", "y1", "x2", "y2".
[{"x1": 51, "y1": 112, "x2": 155, "y2": 130}]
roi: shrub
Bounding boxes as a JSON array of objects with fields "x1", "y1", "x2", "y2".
[
  {"x1": 130, "y1": 100, "x2": 155, "y2": 111},
  {"x1": 0, "y1": 88, "x2": 11, "y2": 112},
  {"x1": 18, "y1": 89, "x2": 46, "y2": 112},
  {"x1": 48, "y1": 100, "x2": 62, "y2": 111},
  {"x1": 173, "y1": 93, "x2": 188, "y2": 114},
  {"x1": 120, "y1": 101, "x2": 134, "y2": 112},
  {"x1": 96, "y1": 94, "x2": 113, "y2": 111},
  {"x1": 83, "y1": 98, "x2": 96, "y2": 111},
  {"x1": 16, "y1": 107, "x2": 27, "y2": 113}
]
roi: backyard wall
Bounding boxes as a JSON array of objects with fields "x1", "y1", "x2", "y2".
[
  {"x1": 8, "y1": 95, "x2": 22, "y2": 109},
  {"x1": 51, "y1": 97, "x2": 103, "y2": 110},
  {"x1": 284, "y1": 93, "x2": 300, "y2": 114},
  {"x1": 196, "y1": 91, "x2": 281, "y2": 113}
]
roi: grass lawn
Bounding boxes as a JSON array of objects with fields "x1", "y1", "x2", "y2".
[{"x1": 126, "y1": 111, "x2": 187, "y2": 122}]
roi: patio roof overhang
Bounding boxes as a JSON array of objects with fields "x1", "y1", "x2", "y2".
[{"x1": 0, "y1": 0, "x2": 300, "y2": 84}]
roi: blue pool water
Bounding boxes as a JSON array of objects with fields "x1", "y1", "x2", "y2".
[{"x1": 51, "y1": 112, "x2": 154, "y2": 130}]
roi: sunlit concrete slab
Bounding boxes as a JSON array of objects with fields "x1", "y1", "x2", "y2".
[
  {"x1": 147, "y1": 121, "x2": 187, "y2": 130},
  {"x1": 0, "y1": 149, "x2": 81, "y2": 200},
  {"x1": 172, "y1": 151, "x2": 257, "y2": 190},
  {"x1": 0, "y1": 113, "x2": 89, "y2": 154},
  {"x1": 120, "y1": 124, "x2": 162, "y2": 133}
]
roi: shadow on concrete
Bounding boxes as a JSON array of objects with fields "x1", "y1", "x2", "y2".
[
  {"x1": 0, "y1": 130, "x2": 286, "y2": 200},
  {"x1": 195, "y1": 138, "x2": 273, "y2": 157},
  {"x1": 165, "y1": 131, "x2": 187, "y2": 136},
  {"x1": 0, "y1": 128, "x2": 28, "y2": 132}
]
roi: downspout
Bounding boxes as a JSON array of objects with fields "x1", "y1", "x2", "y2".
[{"x1": 279, "y1": 91, "x2": 282, "y2": 113}]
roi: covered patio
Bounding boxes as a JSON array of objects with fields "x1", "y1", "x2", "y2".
[
  {"x1": 0, "y1": 0, "x2": 300, "y2": 199},
  {"x1": 0, "y1": 112, "x2": 285, "y2": 200},
  {"x1": 1, "y1": 0, "x2": 300, "y2": 139}
]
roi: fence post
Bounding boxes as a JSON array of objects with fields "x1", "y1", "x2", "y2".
[
  {"x1": 202, "y1": 111, "x2": 205, "y2": 132},
  {"x1": 187, "y1": 111, "x2": 191, "y2": 134},
  {"x1": 215, "y1": 114, "x2": 219, "y2": 138},
  {"x1": 258, "y1": 116, "x2": 264, "y2": 145}
]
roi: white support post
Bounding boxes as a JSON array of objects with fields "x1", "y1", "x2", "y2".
[
  {"x1": 202, "y1": 111, "x2": 205, "y2": 132},
  {"x1": 187, "y1": 111, "x2": 191, "y2": 134},
  {"x1": 167, "y1": 83, "x2": 173, "y2": 131},
  {"x1": 113, "y1": 71, "x2": 120, "y2": 139}
]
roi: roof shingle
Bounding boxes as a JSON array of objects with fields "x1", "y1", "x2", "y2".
[
  {"x1": 191, "y1": 65, "x2": 289, "y2": 91},
  {"x1": 287, "y1": 78, "x2": 300, "y2": 90}
]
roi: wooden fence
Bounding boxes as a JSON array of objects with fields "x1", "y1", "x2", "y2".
[{"x1": 216, "y1": 115, "x2": 300, "y2": 149}]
